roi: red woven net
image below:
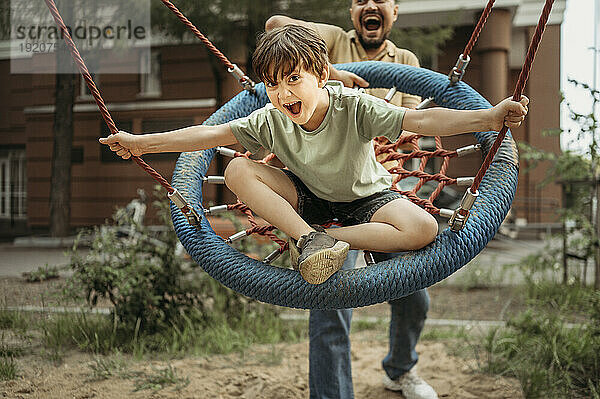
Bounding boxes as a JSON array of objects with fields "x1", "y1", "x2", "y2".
[{"x1": 218, "y1": 132, "x2": 475, "y2": 255}]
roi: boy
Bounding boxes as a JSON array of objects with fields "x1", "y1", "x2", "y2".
[{"x1": 100, "y1": 25, "x2": 528, "y2": 285}]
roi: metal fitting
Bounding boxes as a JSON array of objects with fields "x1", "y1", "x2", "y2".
[
  {"x1": 438, "y1": 208, "x2": 455, "y2": 219},
  {"x1": 226, "y1": 230, "x2": 248, "y2": 243},
  {"x1": 263, "y1": 249, "x2": 282, "y2": 264},
  {"x1": 449, "y1": 188, "x2": 479, "y2": 232},
  {"x1": 416, "y1": 97, "x2": 435, "y2": 110},
  {"x1": 168, "y1": 189, "x2": 201, "y2": 227},
  {"x1": 456, "y1": 144, "x2": 481, "y2": 157},
  {"x1": 364, "y1": 251, "x2": 376, "y2": 266},
  {"x1": 202, "y1": 176, "x2": 226, "y2": 184},
  {"x1": 456, "y1": 177, "x2": 475, "y2": 186},
  {"x1": 448, "y1": 54, "x2": 470, "y2": 85},
  {"x1": 228, "y1": 64, "x2": 256, "y2": 92},
  {"x1": 203, "y1": 204, "x2": 228, "y2": 215},
  {"x1": 384, "y1": 87, "x2": 398, "y2": 103},
  {"x1": 217, "y1": 147, "x2": 237, "y2": 157}
]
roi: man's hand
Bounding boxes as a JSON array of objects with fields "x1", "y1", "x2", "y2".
[
  {"x1": 99, "y1": 131, "x2": 145, "y2": 160},
  {"x1": 329, "y1": 66, "x2": 369, "y2": 88},
  {"x1": 491, "y1": 96, "x2": 529, "y2": 131}
]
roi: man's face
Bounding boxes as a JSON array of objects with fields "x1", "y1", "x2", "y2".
[{"x1": 350, "y1": 0, "x2": 398, "y2": 50}]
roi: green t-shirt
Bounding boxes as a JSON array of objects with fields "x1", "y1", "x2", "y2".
[{"x1": 228, "y1": 81, "x2": 405, "y2": 202}]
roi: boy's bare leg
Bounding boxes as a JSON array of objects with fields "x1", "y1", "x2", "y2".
[
  {"x1": 224, "y1": 157, "x2": 313, "y2": 240},
  {"x1": 324, "y1": 198, "x2": 438, "y2": 252}
]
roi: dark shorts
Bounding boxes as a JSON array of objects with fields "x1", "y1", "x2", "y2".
[{"x1": 283, "y1": 169, "x2": 404, "y2": 227}]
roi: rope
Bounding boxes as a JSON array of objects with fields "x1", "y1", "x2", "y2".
[
  {"x1": 43, "y1": 0, "x2": 175, "y2": 194},
  {"x1": 462, "y1": 0, "x2": 496, "y2": 58},
  {"x1": 158, "y1": 0, "x2": 255, "y2": 91},
  {"x1": 158, "y1": 0, "x2": 235, "y2": 70},
  {"x1": 470, "y1": 0, "x2": 554, "y2": 193}
]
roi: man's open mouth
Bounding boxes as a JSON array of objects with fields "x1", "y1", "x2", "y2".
[
  {"x1": 284, "y1": 101, "x2": 302, "y2": 116},
  {"x1": 363, "y1": 14, "x2": 382, "y2": 31}
]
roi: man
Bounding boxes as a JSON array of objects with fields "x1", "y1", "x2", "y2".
[{"x1": 266, "y1": 1, "x2": 438, "y2": 399}]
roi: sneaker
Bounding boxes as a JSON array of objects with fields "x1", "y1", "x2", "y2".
[
  {"x1": 296, "y1": 231, "x2": 349, "y2": 284},
  {"x1": 288, "y1": 225, "x2": 326, "y2": 271},
  {"x1": 383, "y1": 368, "x2": 438, "y2": 399}
]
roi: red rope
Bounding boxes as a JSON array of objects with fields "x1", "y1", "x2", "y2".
[
  {"x1": 43, "y1": 0, "x2": 175, "y2": 194},
  {"x1": 159, "y1": 0, "x2": 235, "y2": 70},
  {"x1": 470, "y1": 0, "x2": 554, "y2": 193},
  {"x1": 462, "y1": 0, "x2": 496, "y2": 58}
]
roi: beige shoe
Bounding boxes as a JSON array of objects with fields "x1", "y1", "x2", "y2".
[
  {"x1": 296, "y1": 231, "x2": 349, "y2": 284},
  {"x1": 289, "y1": 225, "x2": 325, "y2": 271}
]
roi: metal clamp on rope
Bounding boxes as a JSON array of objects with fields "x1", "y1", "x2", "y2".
[
  {"x1": 449, "y1": 188, "x2": 479, "y2": 232},
  {"x1": 456, "y1": 177, "x2": 475, "y2": 186},
  {"x1": 228, "y1": 64, "x2": 256, "y2": 92},
  {"x1": 456, "y1": 144, "x2": 481, "y2": 157},
  {"x1": 203, "y1": 205, "x2": 228, "y2": 215},
  {"x1": 202, "y1": 176, "x2": 226, "y2": 184},
  {"x1": 448, "y1": 54, "x2": 470, "y2": 85},
  {"x1": 168, "y1": 189, "x2": 201, "y2": 227},
  {"x1": 438, "y1": 208, "x2": 455, "y2": 219},
  {"x1": 217, "y1": 147, "x2": 237, "y2": 157},
  {"x1": 416, "y1": 97, "x2": 435, "y2": 110},
  {"x1": 364, "y1": 251, "x2": 376, "y2": 266},
  {"x1": 384, "y1": 87, "x2": 397, "y2": 103},
  {"x1": 226, "y1": 230, "x2": 248, "y2": 243},
  {"x1": 263, "y1": 248, "x2": 282, "y2": 264}
]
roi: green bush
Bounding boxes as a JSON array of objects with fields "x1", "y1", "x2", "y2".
[
  {"x1": 65, "y1": 187, "x2": 269, "y2": 333},
  {"x1": 483, "y1": 284, "x2": 600, "y2": 398}
]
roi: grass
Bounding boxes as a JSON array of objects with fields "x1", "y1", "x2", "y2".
[
  {"x1": 0, "y1": 308, "x2": 30, "y2": 333},
  {"x1": 132, "y1": 364, "x2": 190, "y2": 392},
  {"x1": 22, "y1": 264, "x2": 61, "y2": 283},
  {"x1": 0, "y1": 356, "x2": 18, "y2": 381},
  {"x1": 476, "y1": 282, "x2": 600, "y2": 399},
  {"x1": 17, "y1": 301, "x2": 308, "y2": 363},
  {"x1": 87, "y1": 353, "x2": 130, "y2": 381},
  {"x1": 421, "y1": 326, "x2": 469, "y2": 341}
]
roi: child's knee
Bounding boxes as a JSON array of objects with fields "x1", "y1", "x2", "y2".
[
  {"x1": 408, "y1": 213, "x2": 438, "y2": 250},
  {"x1": 224, "y1": 157, "x2": 252, "y2": 190}
]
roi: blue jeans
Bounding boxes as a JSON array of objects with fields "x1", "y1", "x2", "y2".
[{"x1": 309, "y1": 250, "x2": 430, "y2": 399}]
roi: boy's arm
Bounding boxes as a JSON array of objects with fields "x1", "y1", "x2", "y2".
[
  {"x1": 402, "y1": 96, "x2": 529, "y2": 137},
  {"x1": 99, "y1": 123, "x2": 238, "y2": 159}
]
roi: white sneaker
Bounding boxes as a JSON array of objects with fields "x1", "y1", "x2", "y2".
[{"x1": 383, "y1": 368, "x2": 438, "y2": 399}]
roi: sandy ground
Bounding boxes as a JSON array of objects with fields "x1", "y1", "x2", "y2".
[{"x1": 1, "y1": 329, "x2": 522, "y2": 399}]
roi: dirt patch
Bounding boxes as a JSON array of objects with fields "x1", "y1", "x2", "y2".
[{"x1": 1, "y1": 330, "x2": 522, "y2": 399}]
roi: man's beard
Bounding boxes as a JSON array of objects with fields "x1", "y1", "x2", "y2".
[{"x1": 358, "y1": 32, "x2": 388, "y2": 50}]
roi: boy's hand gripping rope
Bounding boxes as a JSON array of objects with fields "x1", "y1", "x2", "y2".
[
  {"x1": 450, "y1": 0, "x2": 555, "y2": 232},
  {"x1": 43, "y1": 0, "x2": 202, "y2": 228}
]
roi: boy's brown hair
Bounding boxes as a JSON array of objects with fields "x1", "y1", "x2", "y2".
[{"x1": 252, "y1": 25, "x2": 329, "y2": 86}]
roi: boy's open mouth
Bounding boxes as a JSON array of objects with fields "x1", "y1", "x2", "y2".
[
  {"x1": 363, "y1": 14, "x2": 382, "y2": 31},
  {"x1": 284, "y1": 101, "x2": 302, "y2": 116}
]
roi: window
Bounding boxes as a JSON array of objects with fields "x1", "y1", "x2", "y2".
[
  {"x1": 0, "y1": 148, "x2": 27, "y2": 220},
  {"x1": 139, "y1": 50, "x2": 161, "y2": 97}
]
